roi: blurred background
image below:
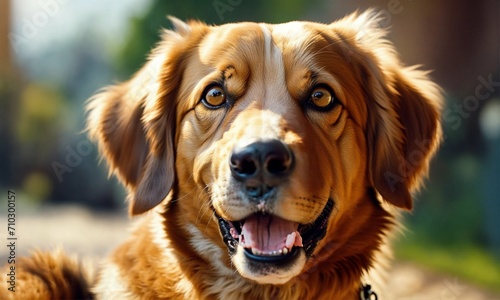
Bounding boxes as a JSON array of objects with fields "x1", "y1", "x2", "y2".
[{"x1": 1, "y1": 0, "x2": 499, "y2": 297}]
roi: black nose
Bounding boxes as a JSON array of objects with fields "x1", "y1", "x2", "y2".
[{"x1": 229, "y1": 140, "x2": 294, "y2": 196}]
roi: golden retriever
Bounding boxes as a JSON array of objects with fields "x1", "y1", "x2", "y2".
[{"x1": 1, "y1": 10, "x2": 442, "y2": 299}]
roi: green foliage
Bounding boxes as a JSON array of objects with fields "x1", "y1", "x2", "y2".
[
  {"x1": 398, "y1": 111, "x2": 500, "y2": 290},
  {"x1": 15, "y1": 84, "x2": 69, "y2": 168},
  {"x1": 408, "y1": 154, "x2": 484, "y2": 246},
  {"x1": 16, "y1": 84, "x2": 66, "y2": 142},
  {"x1": 22, "y1": 171, "x2": 52, "y2": 204},
  {"x1": 396, "y1": 238, "x2": 500, "y2": 292},
  {"x1": 117, "y1": 0, "x2": 321, "y2": 77}
]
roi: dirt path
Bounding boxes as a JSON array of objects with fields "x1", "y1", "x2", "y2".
[{"x1": 2, "y1": 205, "x2": 499, "y2": 299}]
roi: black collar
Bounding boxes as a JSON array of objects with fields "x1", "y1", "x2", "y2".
[{"x1": 360, "y1": 284, "x2": 378, "y2": 300}]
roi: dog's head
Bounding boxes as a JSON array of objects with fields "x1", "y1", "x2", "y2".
[{"x1": 88, "y1": 11, "x2": 441, "y2": 285}]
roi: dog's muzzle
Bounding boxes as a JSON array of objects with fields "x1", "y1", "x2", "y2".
[{"x1": 215, "y1": 139, "x2": 334, "y2": 263}]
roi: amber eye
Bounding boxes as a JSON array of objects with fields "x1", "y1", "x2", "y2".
[
  {"x1": 308, "y1": 86, "x2": 336, "y2": 111},
  {"x1": 202, "y1": 85, "x2": 227, "y2": 109}
]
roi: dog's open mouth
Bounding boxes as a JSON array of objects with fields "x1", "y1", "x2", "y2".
[{"x1": 215, "y1": 199, "x2": 334, "y2": 262}]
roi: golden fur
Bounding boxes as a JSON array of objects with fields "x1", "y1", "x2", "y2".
[
  {"x1": 0, "y1": 249, "x2": 92, "y2": 299},
  {"x1": 1, "y1": 10, "x2": 442, "y2": 299}
]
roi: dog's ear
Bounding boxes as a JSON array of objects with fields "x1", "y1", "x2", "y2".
[
  {"x1": 367, "y1": 68, "x2": 442, "y2": 210},
  {"x1": 87, "y1": 19, "x2": 208, "y2": 215},
  {"x1": 338, "y1": 11, "x2": 442, "y2": 210}
]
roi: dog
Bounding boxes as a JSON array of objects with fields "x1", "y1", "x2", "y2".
[{"x1": 1, "y1": 10, "x2": 442, "y2": 299}]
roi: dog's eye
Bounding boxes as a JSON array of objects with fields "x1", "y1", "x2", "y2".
[
  {"x1": 202, "y1": 85, "x2": 227, "y2": 109},
  {"x1": 308, "y1": 86, "x2": 336, "y2": 111}
]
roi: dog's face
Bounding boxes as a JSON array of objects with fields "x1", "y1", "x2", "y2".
[
  {"x1": 177, "y1": 21, "x2": 377, "y2": 284},
  {"x1": 88, "y1": 11, "x2": 441, "y2": 286}
]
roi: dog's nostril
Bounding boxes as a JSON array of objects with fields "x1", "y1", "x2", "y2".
[
  {"x1": 230, "y1": 153, "x2": 259, "y2": 180},
  {"x1": 238, "y1": 159, "x2": 258, "y2": 176},
  {"x1": 266, "y1": 156, "x2": 290, "y2": 175}
]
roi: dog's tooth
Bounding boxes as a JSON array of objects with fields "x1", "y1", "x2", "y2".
[
  {"x1": 251, "y1": 248, "x2": 291, "y2": 256},
  {"x1": 263, "y1": 251, "x2": 274, "y2": 256},
  {"x1": 230, "y1": 228, "x2": 239, "y2": 239},
  {"x1": 252, "y1": 248, "x2": 261, "y2": 256}
]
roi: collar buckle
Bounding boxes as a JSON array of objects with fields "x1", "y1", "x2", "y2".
[{"x1": 360, "y1": 284, "x2": 378, "y2": 300}]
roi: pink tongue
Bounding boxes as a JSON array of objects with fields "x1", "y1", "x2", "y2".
[{"x1": 240, "y1": 214, "x2": 303, "y2": 252}]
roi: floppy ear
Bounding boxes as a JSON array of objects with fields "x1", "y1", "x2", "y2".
[
  {"x1": 340, "y1": 11, "x2": 442, "y2": 210},
  {"x1": 368, "y1": 68, "x2": 442, "y2": 210},
  {"x1": 87, "y1": 19, "x2": 207, "y2": 215}
]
